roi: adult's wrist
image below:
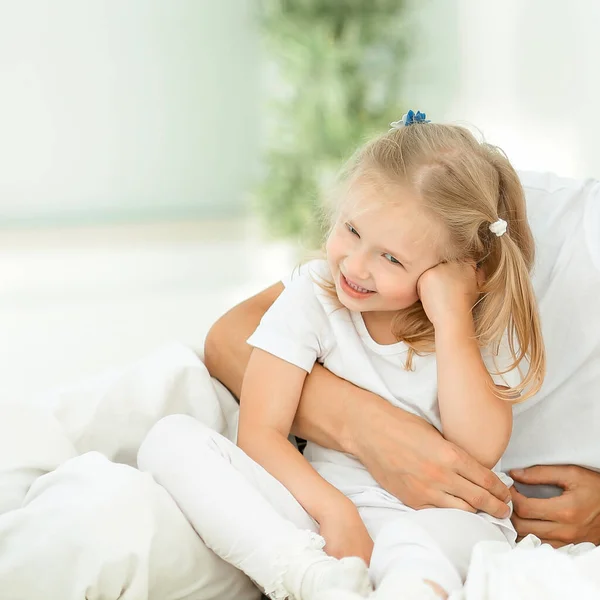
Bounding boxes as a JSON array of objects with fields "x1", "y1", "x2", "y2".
[
  {"x1": 346, "y1": 394, "x2": 407, "y2": 459},
  {"x1": 293, "y1": 364, "x2": 380, "y2": 455}
]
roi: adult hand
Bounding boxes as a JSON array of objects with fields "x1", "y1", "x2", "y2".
[
  {"x1": 351, "y1": 404, "x2": 511, "y2": 519},
  {"x1": 510, "y1": 465, "x2": 600, "y2": 547},
  {"x1": 318, "y1": 500, "x2": 374, "y2": 565},
  {"x1": 417, "y1": 262, "x2": 483, "y2": 327}
]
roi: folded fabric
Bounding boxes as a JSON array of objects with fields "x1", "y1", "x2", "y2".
[
  {"x1": 453, "y1": 535, "x2": 600, "y2": 600},
  {"x1": 29, "y1": 342, "x2": 240, "y2": 466}
]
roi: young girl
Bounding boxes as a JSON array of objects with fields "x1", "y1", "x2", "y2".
[{"x1": 138, "y1": 111, "x2": 546, "y2": 600}]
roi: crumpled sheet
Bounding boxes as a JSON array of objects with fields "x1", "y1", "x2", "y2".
[{"x1": 452, "y1": 535, "x2": 600, "y2": 599}]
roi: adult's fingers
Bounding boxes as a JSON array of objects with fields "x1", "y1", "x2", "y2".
[
  {"x1": 446, "y1": 473, "x2": 511, "y2": 518},
  {"x1": 454, "y1": 450, "x2": 511, "y2": 503},
  {"x1": 428, "y1": 490, "x2": 477, "y2": 514},
  {"x1": 510, "y1": 487, "x2": 567, "y2": 520},
  {"x1": 511, "y1": 515, "x2": 577, "y2": 544},
  {"x1": 510, "y1": 465, "x2": 573, "y2": 489},
  {"x1": 447, "y1": 449, "x2": 511, "y2": 517}
]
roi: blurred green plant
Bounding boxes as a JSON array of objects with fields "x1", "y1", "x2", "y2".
[{"x1": 256, "y1": 0, "x2": 410, "y2": 247}]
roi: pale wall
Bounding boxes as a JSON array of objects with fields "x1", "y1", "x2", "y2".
[
  {"x1": 0, "y1": 0, "x2": 260, "y2": 223},
  {"x1": 405, "y1": 0, "x2": 600, "y2": 180}
]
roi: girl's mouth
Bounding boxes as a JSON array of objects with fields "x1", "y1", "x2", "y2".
[{"x1": 340, "y1": 273, "x2": 375, "y2": 299}]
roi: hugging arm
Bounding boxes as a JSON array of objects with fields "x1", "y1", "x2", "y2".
[{"x1": 204, "y1": 284, "x2": 511, "y2": 519}]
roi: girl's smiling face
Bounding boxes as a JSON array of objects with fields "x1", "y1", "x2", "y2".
[{"x1": 326, "y1": 176, "x2": 447, "y2": 314}]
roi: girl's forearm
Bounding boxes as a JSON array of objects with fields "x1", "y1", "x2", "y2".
[
  {"x1": 237, "y1": 426, "x2": 353, "y2": 523},
  {"x1": 435, "y1": 317, "x2": 512, "y2": 469}
]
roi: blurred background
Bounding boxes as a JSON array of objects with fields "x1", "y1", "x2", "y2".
[{"x1": 1, "y1": 0, "x2": 598, "y2": 402}]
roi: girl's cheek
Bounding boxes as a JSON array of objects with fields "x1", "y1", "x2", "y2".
[
  {"x1": 379, "y1": 280, "x2": 419, "y2": 304},
  {"x1": 326, "y1": 231, "x2": 347, "y2": 260},
  {"x1": 325, "y1": 234, "x2": 337, "y2": 258}
]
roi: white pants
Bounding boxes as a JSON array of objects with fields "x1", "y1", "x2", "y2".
[{"x1": 138, "y1": 414, "x2": 512, "y2": 597}]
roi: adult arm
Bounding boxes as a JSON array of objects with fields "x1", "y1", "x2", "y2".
[
  {"x1": 204, "y1": 284, "x2": 511, "y2": 518},
  {"x1": 510, "y1": 465, "x2": 600, "y2": 547},
  {"x1": 204, "y1": 283, "x2": 284, "y2": 400}
]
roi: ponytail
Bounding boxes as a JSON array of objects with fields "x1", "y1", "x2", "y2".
[
  {"x1": 476, "y1": 153, "x2": 546, "y2": 402},
  {"x1": 477, "y1": 233, "x2": 546, "y2": 401}
]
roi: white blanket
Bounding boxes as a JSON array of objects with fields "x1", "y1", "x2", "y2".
[
  {"x1": 1, "y1": 342, "x2": 599, "y2": 599},
  {"x1": 28, "y1": 342, "x2": 241, "y2": 466},
  {"x1": 455, "y1": 537, "x2": 600, "y2": 599}
]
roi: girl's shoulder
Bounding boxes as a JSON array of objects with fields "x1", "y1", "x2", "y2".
[
  {"x1": 284, "y1": 258, "x2": 331, "y2": 286},
  {"x1": 283, "y1": 259, "x2": 336, "y2": 302},
  {"x1": 277, "y1": 259, "x2": 344, "y2": 328},
  {"x1": 273, "y1": 259, "x2": 333, "y2": 316}
]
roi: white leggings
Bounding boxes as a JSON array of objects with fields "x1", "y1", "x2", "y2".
[{"x1": 138, "y1": 415, "x2": 512, "y2": 597}]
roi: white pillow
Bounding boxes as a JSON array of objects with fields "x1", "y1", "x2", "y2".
[{"x1": 32, "y1": 343, "x2": 234, "y2": 467}]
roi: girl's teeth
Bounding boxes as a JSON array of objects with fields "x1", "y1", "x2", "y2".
[{"x1": 348, "y1": 279, "x2": 370, "y2": 293}]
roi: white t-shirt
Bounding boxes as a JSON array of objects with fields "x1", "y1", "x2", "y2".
[
  {"x1": 247, "y1": 259, "x2": 518, "y2": 496},
  {"x1": 501, "y1": 171, "x2": 600, "y2": 472}
]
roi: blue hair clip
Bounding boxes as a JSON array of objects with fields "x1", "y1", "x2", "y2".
[{"x1": 390, "y1": 110, "x2": 431, "y2": 130}]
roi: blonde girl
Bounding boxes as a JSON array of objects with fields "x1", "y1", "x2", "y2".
[{"x1": 138, "y1": 110, "x2": 545, "y2": 600}]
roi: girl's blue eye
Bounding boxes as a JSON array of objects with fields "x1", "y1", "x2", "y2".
[
  {"x1": 383, "y1": 252, "x2": 402, "y2": 266},
  {"x1": 345, "y1": 223, "x2": 359, "y2": 237}
]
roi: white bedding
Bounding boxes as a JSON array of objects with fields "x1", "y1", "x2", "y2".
[
  {"x1": 455, "y1": 536, "x2": 600, "y2": 599},
  {"x1": 1, "y1": 342, "x2": 598, "y2": 599}
]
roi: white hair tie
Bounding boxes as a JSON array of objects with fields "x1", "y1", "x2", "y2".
[{"x1": 489, "y1": 218, "x2": 508, "y2": 237}]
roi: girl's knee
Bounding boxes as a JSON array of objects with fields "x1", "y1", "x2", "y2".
[
  {"x1": 138, "y1": 414, "x2": 224, "y2": 473},
  {"x1": 147, "y1": 413, "x2": 207, "y2": 442}
]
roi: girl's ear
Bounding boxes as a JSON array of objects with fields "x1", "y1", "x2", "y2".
[{"x1": 476, "y1": 265, "x2": 487, "y2": 289}]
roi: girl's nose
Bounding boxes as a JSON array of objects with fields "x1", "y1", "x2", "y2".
[{"x1": 345, "y1": 250, "x2": 370, "y2": 282}]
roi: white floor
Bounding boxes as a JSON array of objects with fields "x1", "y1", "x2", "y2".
[{"x1": 0, "y1": 219, "x2": 298, "y2": 404}]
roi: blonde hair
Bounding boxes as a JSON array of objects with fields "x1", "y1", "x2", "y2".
[{"x1": 321, "y1": 122, "x2": 546, "y2": 402}]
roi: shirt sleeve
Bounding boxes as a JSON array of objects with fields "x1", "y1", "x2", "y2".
[
  {"x1": 247, "y1": 268, "x2": 329, "y2": 373},
  {"x1": 280, "y1": 260, "x2": 314, "y2": 288}
]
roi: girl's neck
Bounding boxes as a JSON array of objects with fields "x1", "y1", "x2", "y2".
[{"x1": 361, "y1": 311, "x2": 398, "y2": 345}]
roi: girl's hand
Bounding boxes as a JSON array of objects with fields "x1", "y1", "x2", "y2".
[
  {"x1": 417, "y1": 262, "x2": 483, "y2": 327},
  {"x1": 318, "y1": 500, "x2": 373, "y2": 565}
]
